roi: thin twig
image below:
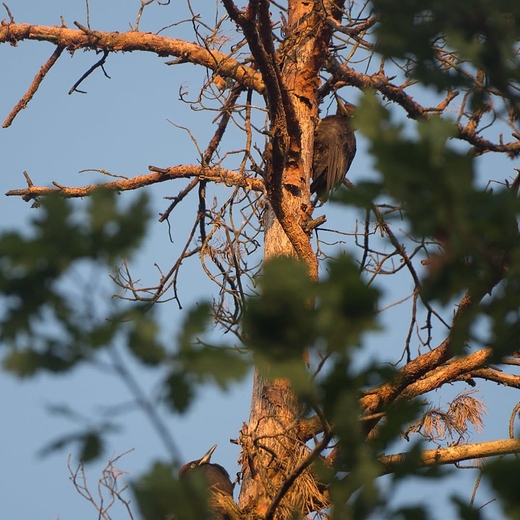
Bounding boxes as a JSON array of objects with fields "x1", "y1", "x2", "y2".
[
  {"x1": 2, "y1": 2, "x2": 14, "y2": 23},
  {"x1": 68, "y1": 49, "x2": 110, "y2": 95},
  {"x1": 264, "y1": 432, "x2": 333, "y2": 520},
  {"x1": 3, "y1": 46, "x2": 64, "y2": 128}
]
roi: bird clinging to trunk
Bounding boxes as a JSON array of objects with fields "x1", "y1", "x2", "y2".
[
  {"x1": 179, "y1": 444, "x2": 234, "y2": 519},
  {"x1": 179, "y1": 444, "x2": 234, "y2": 497},
  {"x1": 311, "y1": 96, "x2": 357, "y2": 201}
]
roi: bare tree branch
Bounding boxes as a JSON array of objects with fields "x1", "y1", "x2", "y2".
[
  {"x1": 379, "y1": 438, "x2": 520, "y2": 475},
  {"x1": 2, "y1": 45, "x2": 64, "y2": 128},
  {"x1": 0, "y1": 23, "x2": 264, "y2": 92},
  {"x1": 5, "y1": 165, "x2": 265, "y2": 200}
]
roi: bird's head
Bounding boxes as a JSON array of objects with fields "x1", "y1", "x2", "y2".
[
  {"x1": 179, "y1": 444, "x2": 218, "y2": 475},
  {"x1": 179, "y1": 444, "x2": 234, "y2": 500},
  {"x1": 335, "y1": 95, "x2": 356, "y2": 117}
]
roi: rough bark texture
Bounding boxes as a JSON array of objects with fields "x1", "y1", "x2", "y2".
[
  {"x1": 238, "y1": 371, "x2": 304, "y2": 516},
  {"x1": 237, "y1": 2, "x2": 344, "y2": 517},
  {"x1": 6, "y1": 2, "x2": 520, "y2": 518}
]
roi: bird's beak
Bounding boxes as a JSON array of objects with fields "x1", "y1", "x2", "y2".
[
  {"x1": 334, "y1": 94, "x2": 356, "y2": 116},
  {"x1": 199, "y1": 444, "x2": 218, "y2": 465}
]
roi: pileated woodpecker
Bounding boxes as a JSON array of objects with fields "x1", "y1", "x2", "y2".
[
  {"x1": 179, "y1": 444, "x2": 234, "y2": 498},
  {"x1": 311, "y1": 97, "x2": 356, "y2": 200}
]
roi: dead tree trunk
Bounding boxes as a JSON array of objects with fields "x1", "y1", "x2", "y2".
[{"x1": 237, "y1": 1, "x2": 344, "y2": 517}]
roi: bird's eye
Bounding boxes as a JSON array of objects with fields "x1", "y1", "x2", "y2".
[{"x1": 190, "y1": 463, "x2": 197, "y2": 469}]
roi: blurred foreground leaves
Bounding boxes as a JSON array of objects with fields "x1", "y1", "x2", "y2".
[
  {"x1": 2, "y1": 116, "x2": 520, "y2": 520},
  {"x1": 1, "y1": 153, "x2": 520, "y2": 518}
]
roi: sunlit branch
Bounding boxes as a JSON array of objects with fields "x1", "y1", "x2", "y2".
[
  {"x1": 378, "y1": 438, "x2": 520, "y2": 475},
  {"x1": 0, "y1": 23, "x2": 264, "y2": 92},
  {"x1": 5, "y1": 165, "x2": 265, "y2": 200},
  {"x1": 2, "y1": 45, "x2": 64, "y2": 128}
]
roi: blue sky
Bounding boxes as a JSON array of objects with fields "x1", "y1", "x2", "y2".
[
  {"x1": 0, "y1": 1, "x2": 517, "y2": 519},
  {"x1": 0, "y1": 2, "x2": 252, "y2": 518}
]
